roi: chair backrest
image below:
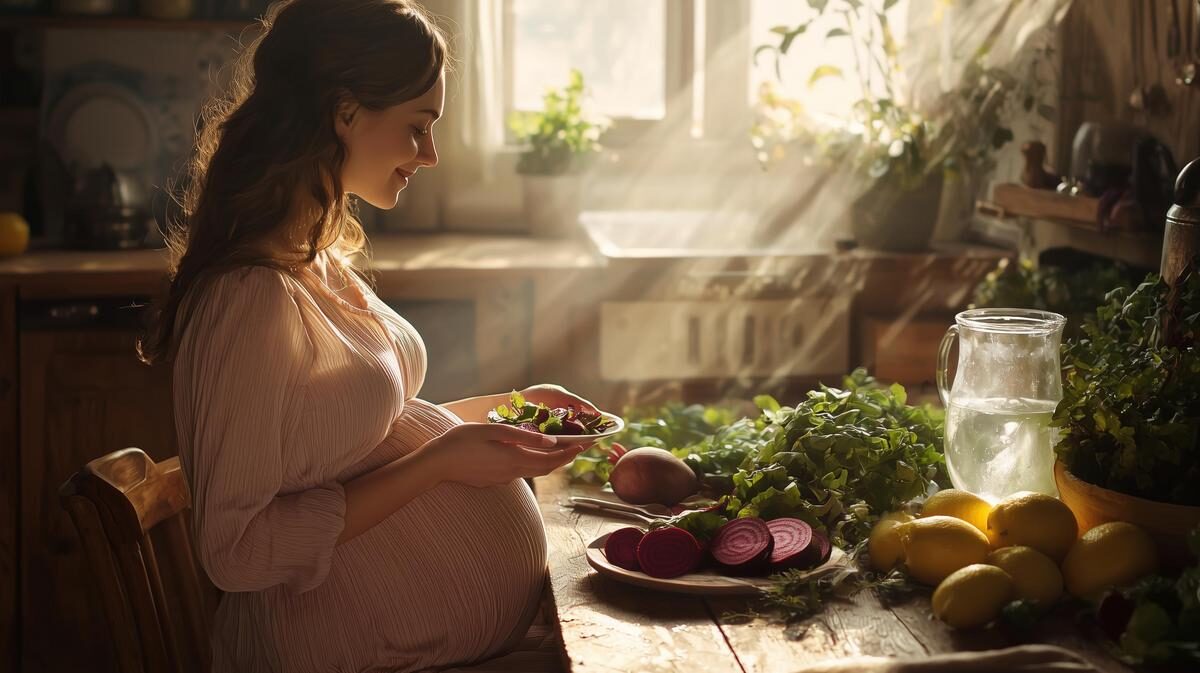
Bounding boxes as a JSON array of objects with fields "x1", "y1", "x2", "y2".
[{"x1": 60, "y1": 448, "x2": 220, "y2": 673}]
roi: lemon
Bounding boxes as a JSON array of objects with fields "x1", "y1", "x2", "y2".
[
  {"x1": 1062, "y1": 522, "x2": 1159, "y2": 599},
  {"x1": 0, "y1": 212, "x2": 29, "y2": 257},
  {"x1": 986, "y1": 491, "x2": 1078, "y2": 561},
  {"x1": 985, "y1": 545, "x2": 1063, "y2": 604},
  {"x1": 868, "y1": 511, "x2": 913, "y2": 573},
  {"x1": 898, "y1": 515, "x2": 991, "y2": 586},
  {"x1": 921, "y1": 489, "x2": 992, "y2": 534},
  {"x1": 932, "y1": 564, "x2": 1016, "y2": 629}
]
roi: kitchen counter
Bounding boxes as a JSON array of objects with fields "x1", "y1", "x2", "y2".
[
  {"x1": 0, "y1": 234, "x2": 606, "y2": 299},
  {"x1": 0, "y1": 233, "x2": 1011, "y2": 301}
]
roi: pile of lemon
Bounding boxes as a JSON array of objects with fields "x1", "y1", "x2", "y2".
[{"x1": 869, "y1": 489, "x2": 1160, "y2": 629}]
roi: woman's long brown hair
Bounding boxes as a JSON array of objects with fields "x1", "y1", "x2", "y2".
[{"x1": 137, "y1": 0, "x2": 446, "y2": 365}]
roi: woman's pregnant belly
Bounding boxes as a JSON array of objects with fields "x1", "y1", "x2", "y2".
[{"x1": 243, "y1": 400, "x2": 549, "y2": 672}]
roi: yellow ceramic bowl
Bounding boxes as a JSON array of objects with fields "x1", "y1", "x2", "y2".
[{"x1": 1054, "y1": 459, "x2": 1200, "y2": 569}]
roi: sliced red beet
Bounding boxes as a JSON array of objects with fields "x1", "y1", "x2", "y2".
[
  {"x1": 603, "y1": 527, "x2": 645, "y2": 571},
  {"x1": 766, "y1": 518, "x2": 815, "y2": 570},
  {"x1": 793, "y1": 528, "x2": 832, "y2": 569},
  {"x1": 607, "y1": 441, "x2": 629, "y2": 465},
  {"x1": 709, "y1": 517, "x2": 774, "y2": 576},
  {"x1": 560, "y1": 419, "x2": 586, "y2": 435},
  {"x1": 635, "y1": 527, "x2": 703, "y2": 578}
]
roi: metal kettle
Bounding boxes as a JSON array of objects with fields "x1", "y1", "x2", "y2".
[{"x1": 63, "y1": 162, "x2": 151, "y2": 250}]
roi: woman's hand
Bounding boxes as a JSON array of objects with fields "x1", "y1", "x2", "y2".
[
  {"x1": 423, "y1": 422, "x2": 585, "y2": 488},
  {"x1": 520, "y1": 383, "x2": 598, "y2": 415}
]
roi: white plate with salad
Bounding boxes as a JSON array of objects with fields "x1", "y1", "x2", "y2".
[{"x1": 486, "y1": 392, "x2": 624, "y2": 447}]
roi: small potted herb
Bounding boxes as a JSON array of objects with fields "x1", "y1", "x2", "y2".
[
  {"x1": 509, "y1": 69, "x2": 608, "y2": 238},
  {"x1": 1052, "y1": 264, "x2": 1200, "y2": 567}
]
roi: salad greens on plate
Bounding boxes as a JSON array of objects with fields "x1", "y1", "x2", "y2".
[{"x1": 487, "y1": 390, "x2": 619, "y2": 436}]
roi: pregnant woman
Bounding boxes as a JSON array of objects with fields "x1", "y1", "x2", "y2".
[{"x1": 137, "y1": 1, "x2": 589, "y2": 670}]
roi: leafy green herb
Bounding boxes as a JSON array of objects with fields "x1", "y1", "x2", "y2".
[
  {"x1": 970, "y1": 258, "x2": 1134, "y2": 330},
  {"x1": 1113, "y1": 529, "x2": 1200, "y2": 666},
  {"x1": 743, "y1": 370, "x2": 946, "y2": 546},
  {"x1": 664, "y1": 370, "x2": 945, "y2": 548},
  {"x1": 761, "y1": 566, "x2": 918, "y2": 625},
  {"x1": 567, "y1": 402, "x2": 742, "y2": 485},
  {"x1": 1053, "y1": 267, "x2": 1200, "y2": 506},
  {"x1": 509, "y1": 69, "x2": 608, "y2": 176}
]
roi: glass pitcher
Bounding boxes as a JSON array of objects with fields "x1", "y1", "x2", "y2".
[{"x1": 936, "y1": 308, "x2": 1067, "y2": 502}]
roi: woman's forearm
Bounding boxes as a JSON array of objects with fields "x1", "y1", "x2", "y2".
[
  {"x1": 440, "y1": 392, "x2": 507, "y2": 423},
  {"x1": 337, "y1": 447, "x2": 445, "y2": 545}
]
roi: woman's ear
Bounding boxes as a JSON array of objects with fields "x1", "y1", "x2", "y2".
[{"x1": 334, "y1": 99, "x2": 359, "y2": 139}]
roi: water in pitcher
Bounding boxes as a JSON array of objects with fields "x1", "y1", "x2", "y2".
[{"x1": 944, "y1": 396, "x2": 1060, "y2": 503}]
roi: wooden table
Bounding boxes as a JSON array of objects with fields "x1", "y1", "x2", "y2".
[{"x1": 534, "y1": 471, "x2": 1132, "y2": 673}]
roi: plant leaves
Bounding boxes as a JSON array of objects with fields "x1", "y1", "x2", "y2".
[{"x1": 808, "y1": 64, "x2": 844, "y2": 88}]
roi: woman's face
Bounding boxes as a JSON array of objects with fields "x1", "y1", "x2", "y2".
[{"x1": 337, "y1": 72, "x2": 444, "y2": 209}]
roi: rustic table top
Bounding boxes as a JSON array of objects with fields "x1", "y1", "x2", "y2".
[{"x1": 534, "y1": 471, "x2": 1132, "y2": 673}]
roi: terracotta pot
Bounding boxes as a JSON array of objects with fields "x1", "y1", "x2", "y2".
[
  {"x1": 850, "y1": 170, "x2": 944, "y2": 252},
  {"x1": 1054, "y1": 459, "x2": 1200, "y2": 569},
  {"x1": 522, "y1": 174, "x2": 583, "y2": 239}
]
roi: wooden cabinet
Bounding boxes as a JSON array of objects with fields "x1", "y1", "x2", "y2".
[
  {"x1": 19, "y1": 328, "x2": 176, "y2": 673},
  {"x1": 860, "y1": 314, "x2": 956, "y2": 388}
]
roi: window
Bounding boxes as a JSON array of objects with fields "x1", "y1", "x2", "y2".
[
  {"x1": 750, "y1": 0, "x2": 910, "y2": 124},
  {"x1": 502, "y1": 0, "x2": 909, "y2": 143},
  {"x1": 508, "y1": 0, "x2": 666, "y2": 120}
]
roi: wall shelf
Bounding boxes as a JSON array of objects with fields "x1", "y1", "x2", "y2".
[{"x1": 972, "y1": 210, "x2": 1162, "y2": 270}]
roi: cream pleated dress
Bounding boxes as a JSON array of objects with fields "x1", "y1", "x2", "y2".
[{"x1": 172, "y1": 250, "x2": 548, "y2": 672}]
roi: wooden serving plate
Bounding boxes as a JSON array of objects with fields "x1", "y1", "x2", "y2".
[{"x1": 585, "y1": 531, "x2": 847, "y2": 596}]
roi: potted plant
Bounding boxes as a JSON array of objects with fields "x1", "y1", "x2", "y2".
[
  {"x1": 509, "y1": 69, "x2": 608, "y2": 239},
  {"x1": 1051, "y1": 263, "x2": 1200, "y2": 567},
  {"x1": 753, "y1": 1, "x2": 1055, "y2": 251}
]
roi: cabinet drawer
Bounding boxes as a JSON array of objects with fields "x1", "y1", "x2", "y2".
[{"x1": 599, "y1": 297, "x2": 850, "y2": 381}]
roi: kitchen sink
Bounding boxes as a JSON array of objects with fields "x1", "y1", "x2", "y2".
[{"x1": 580, "y1": 210, "x2": 832, "y2": 259}]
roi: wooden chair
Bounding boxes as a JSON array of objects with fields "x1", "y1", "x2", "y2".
[
  {"x1": 60, "y1": 448, "x2": 220, "y2": 673},
  {"x1": 60, "y1": 448, "x2": 561, "y2": 673}
]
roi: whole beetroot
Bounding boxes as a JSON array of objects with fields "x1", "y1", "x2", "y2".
[{"x1": 609, "y1": 447, "x2": 698, "y2": 506}]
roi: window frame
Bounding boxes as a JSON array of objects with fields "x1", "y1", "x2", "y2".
[{"x1": 501, "y1": 0, "x2": 708, "y2": 148}]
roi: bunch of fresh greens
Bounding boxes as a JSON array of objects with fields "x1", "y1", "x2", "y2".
[
  {"x1": 509, "y1": 69, "x2": 608, "y2": 176},
  {"x1": 1053, "y1": 267, "x2": 1200, "y2": 506},
  {"x1": 583, "y1": 370, "x2": 947, "y2": 550},
  {"x1": 567, "y1": 402, "x2": 744, "y2": 486},
  {"x1": 970, "y1": 257, "x2": 1132, "y2": 321},
  {"x1": 1111, "y1": 527, "x2": 1200, "y2": 666},
  {"x1": 569, "y1": 370, "x2": 946, "y2": 623},
  {"x1": 689, "y1": 370, "x2": 947, "y2": 547},
  {"x1": 486, "y1": 391, "x2": 616, "y2": 436}
]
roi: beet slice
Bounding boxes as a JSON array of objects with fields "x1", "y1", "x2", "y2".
[
  {"x1": 792, "y1": 528, "x2": 832, "y2": 569},
  {"x1": 709, "y1": 517, "x2": 774, "y2": 576},
  {"x1": 766, "y1": 518, "x2": 815, "y2": 570},
  {"x1": 635, "y1": 527, "x2": 703, "y2": 578},
  {"x1": 560, "y1": 419, "x2": 586, "y2": 435},
  {"x1": 603, "y1": 527, "x2": 645, "y2": 571}
]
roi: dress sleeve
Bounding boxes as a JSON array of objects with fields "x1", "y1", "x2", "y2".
[{"x1": 174, "y1": 266, "x2": 345, "y2": 594}]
